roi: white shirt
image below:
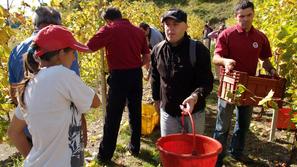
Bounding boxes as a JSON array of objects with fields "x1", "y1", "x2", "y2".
[{"x1": 15, "y1": 65, "x2": 95, "y2": 167}]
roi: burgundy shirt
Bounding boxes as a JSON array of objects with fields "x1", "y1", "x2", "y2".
[
  {"x1": 215, "y1": 24, "x2": 272, "y2": 75},
  {"x1": 87, "y1": 19, "x2": 150, "y2": 70}
]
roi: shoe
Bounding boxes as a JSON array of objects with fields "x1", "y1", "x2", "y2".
[
  {"x1": 96, "y1": 154, "x2": 111, "y2": 164},
  {"x1": 127, "y1": 144, "x2": 140, "y2": 156}
]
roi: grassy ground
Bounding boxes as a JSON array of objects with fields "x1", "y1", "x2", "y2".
[{"x1": 1, "y1": 80, "x2": 296, "y2": 167}]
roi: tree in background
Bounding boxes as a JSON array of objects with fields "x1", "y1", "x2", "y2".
[
  {"x1": 253, "y1": 0, "x2": 297, "y2": 122},
  {"x1": 0, "y1": 0, "x2": 206, "y2": 144},
  {"x1": 0, "y1": 5, "x2": 20, "y2": 143}
]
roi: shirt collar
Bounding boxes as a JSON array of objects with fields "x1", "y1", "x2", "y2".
[
  {"x1": 236, "y1": 24, "x2": 255, "y2": 34},
  {"x1": 165, "y1": 33, "x2": 189, "y2": 47},
  {"x1": 108, "y1": 19, "x2": 130, "y2": 25}
]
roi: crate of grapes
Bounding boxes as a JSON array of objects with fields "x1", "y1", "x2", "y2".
[{"x1": 218, "y1": 69, "x2": 286, "y2": 107}]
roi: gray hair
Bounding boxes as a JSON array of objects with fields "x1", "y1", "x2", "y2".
[{"x1": 32, "y1": 6, "x2": 62, "y2": 29}]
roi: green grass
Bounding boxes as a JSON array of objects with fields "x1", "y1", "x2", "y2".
[
  {"x1": 150, "y1": 0, "x2": 188, "y2": 6},
  {"x1": 85, "y1": 107, "x2": 104, "y2": 122},
  {"x1": 147, "y1": 0, "x2": 236, "y2": 25},
  {"x1": 189, "y1": 0, "x2": 236, "y2": 23},
  {"x1": 207, "y1": 80, "x2": 220, "y2": 106},
  {"x1": 116, "y1": 120, "x2": 161, "y2": 167},
  {"x1": 0, "y1": 153, "x2": 23, "y2": 167}
]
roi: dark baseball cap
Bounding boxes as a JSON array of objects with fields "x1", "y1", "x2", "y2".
[{"x1": 161, "y1": 9, "x2": 187, "y2": 23}]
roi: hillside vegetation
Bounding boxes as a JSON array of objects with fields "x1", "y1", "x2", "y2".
[
  {"x1": 0, "y1": 0, "x2": 296, "y2": 166},
  {"x1": 149, "y1": 0, "x2": 236, "y2": 24}
]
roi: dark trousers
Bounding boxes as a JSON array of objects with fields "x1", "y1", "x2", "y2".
[
  {"x1": 213, "y1": 98, "x2": 253, "y2": 167},
  {"x1": 98, "y1": 68, "x2": 143, "y2": 161}
]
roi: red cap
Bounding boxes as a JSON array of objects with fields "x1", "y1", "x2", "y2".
[{"x1": 34, "y1": 25, "x2": 90, "y2": 57}]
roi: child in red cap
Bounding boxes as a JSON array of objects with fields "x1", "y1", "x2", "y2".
[{"x1": 8, "y1": 25, "x2": 100, "y2": 167}]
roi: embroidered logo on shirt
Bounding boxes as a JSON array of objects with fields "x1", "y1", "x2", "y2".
[{"x1": 252, "y1": 42, "x2": 258, "y2": 48}]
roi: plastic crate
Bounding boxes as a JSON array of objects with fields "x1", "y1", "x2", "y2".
[
  {"x1": 141, "y1": 103, "x2": 159, "y2": 135},
  {"x1": 277, "y1": 108, "x2": 296, "y2": 130},
  {"x1": 218, "y1": 69, "x2": 286, "y2": 106}
]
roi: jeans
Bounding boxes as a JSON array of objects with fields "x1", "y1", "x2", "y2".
[
  {"x1": 213, "y1": 98, "x2": 253, "y2": 167},
  {"x1": 160, "y1": 108, "x2": 205, "y2": 137},
  {"x1": 98, "y1": 68, "x2": 142, "y2": 161}
]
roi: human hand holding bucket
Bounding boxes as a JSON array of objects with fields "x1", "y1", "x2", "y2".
[
  {"x1": 180, "y1": 93, "x2": 197, "y2": 115},
  {"x1": 156, "y1": 106, "x2": 223, "y2": 167}
]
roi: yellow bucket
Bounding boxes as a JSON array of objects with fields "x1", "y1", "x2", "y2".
[{"x1": 141, "y1": 103, "x2": 159, "y2": 135}]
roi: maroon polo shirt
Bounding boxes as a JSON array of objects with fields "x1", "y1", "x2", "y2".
[
  {"x1": 215, "y1": 24, "x2": 272, "y2": 75},
  {"x1": 87, "y1": 19, "x2": 150, "y2": 70}
]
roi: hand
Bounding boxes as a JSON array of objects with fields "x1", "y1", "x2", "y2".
[
  {"x1": 143, "y1": 67, "x2": 151, "y2": 81},
  {"x1": 143, "y1": 74, "x2": 150, "y2": 81},
  {"x1": 142, "y1": 54, "x2": 150, "y2": 68},
  {"x1": 180, "y1": 94, "x2": 198, "y2": 115},
  {"x1": 144, "y1": 62, "x2": 150, "y2": 71},
  {"x1": 180, "y1": 103, "x2": 191, "y2": 115},
  {"x1": 223, "y1": 59, "x2": 236, "y2": 73},
  {"x1": 154, "y1": 100, "x2": 160, "y2": 113}
]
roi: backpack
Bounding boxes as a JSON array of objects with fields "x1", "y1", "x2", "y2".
[{"x1": 155, "y1": 39, "x2": 197, "y2": 67}]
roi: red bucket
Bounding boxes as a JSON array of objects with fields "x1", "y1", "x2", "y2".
[
  {"x1": 156, "y1": 111, "x2": 222, "y2": 167},
  {"x1": 277, "y1": 108, "x2": 296, "y2": 129}
]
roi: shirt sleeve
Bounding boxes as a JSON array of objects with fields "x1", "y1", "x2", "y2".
[
  {"x1": 193, "y1": 42, "x2": 214, "y2": 99},
  {"x1": 8, "y1": 47, "x2": 20, "y2": 83},
  {"x1": 141, "y1": 32, "x2": 150, "y2": 55},
  {"x1": 59, "y1": 69, "x2": 95, "y2": 113},
  {"x1": 150, "y1": 47, "x2": 160, "y2": 101},
  {"x1": 259, "y1": 34, "x2": 272, "y2": 60},
  {"x1": 9, "y1": 37, "x2": 34, "y2": 84},
  {"x1": 14, "y1": 106, "x2": 25, "y2": 120},
  {"x1": 214, "y1": 31, "x2": 229, "y2": 58},
  {"x1": 87, "y1": 26, "x2": 111, "y2": 51}
]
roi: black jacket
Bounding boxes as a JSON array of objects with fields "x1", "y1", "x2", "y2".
[{"x1": 151, "y1": 35, "x2": 213, "y2": 117}]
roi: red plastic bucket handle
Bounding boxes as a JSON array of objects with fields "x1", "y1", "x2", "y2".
[{"x1": 181, "y1": 110, "x2": 197, "y2": 155}]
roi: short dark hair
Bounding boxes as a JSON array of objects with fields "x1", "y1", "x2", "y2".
[
  {"x1": 33, "y1": 6, "x2": 61, "y2": 28},
  {"x1": 101, "y1": 7, "x2": 122, "y2": 21},
  {"x1": 234, "y1": 0, "x2": 254, "y2": 13},
  {"x1": 139, "y1": 22, "x2": 150, "y2": 30}
]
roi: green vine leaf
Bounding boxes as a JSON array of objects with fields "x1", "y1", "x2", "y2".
[
  {"x1": 235, "y1": 84, "x2": 247, "y2": 94},
  {"x1": 258, "y1": 90, "x2": 274, "y2": 106}
]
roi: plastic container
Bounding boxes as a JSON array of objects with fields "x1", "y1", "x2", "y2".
[
  {"x1": 277, "y1": 108, "x2": 296, "y2": 130},
  {"x1": 218, "y1": 69, "x2": 286, "y2": 107},
  {"x1": 141, "y1": 103, "x2": 159, "y2": 135},
  {"x1": 156, "y1": 110, "x2": 222, "y2": 167}
]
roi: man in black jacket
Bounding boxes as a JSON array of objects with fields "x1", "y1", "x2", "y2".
[{"x1": 151, "y1": 8, "x2": 213, "y2": 136}]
